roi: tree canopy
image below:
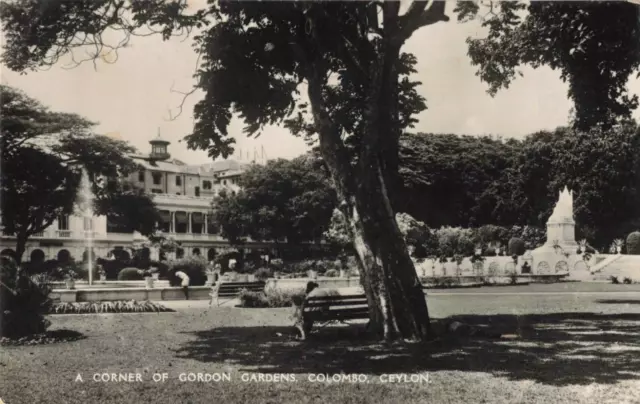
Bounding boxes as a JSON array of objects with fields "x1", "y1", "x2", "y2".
[
  {"x1": 1, "y1": 85, "x2": 160, "y2": 262},
  {"x1": 458, "y1": 0, "x2": 640, "y2": 131},
  {"x1": 211, "y1": 155, "x2": 335, "y2": 245},
  {"x1": 3, "y1": 0, "x2": 639, "y2": 340}
]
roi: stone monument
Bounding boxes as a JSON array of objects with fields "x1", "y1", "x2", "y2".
[{"x1": 530, "y1": 187, "x2": 580, "y2": 274}]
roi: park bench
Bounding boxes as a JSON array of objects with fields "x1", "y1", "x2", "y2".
[
  {"x1": 209, "y1": 280, "x2": 266, "y2": 306},
  {"x1": 295, "y1": 289, "x2": 370, "y2": 340}
]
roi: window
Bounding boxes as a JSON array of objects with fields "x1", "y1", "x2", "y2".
[
  {"x1": 151, "y1": 189, "x2": 163, "y2": 194},
  {"x1": 203, "y1": 180, "x2": 212, "y2": 190},
  {"x1": 153, "y1": 145, "x2": 166, "y2": 155},
  {"x1": 175, "y1": 176, "x2": 182, "y2": 186},
  {"x1": 138, "y1": 171, "x2": 145, "y2": 182},
  {"x1": 152, "y1": 172, "x2": 162, "y2": 185},
  {"x1": 195, "y1": 187, "x2": 200, "y2": 197},
  {"x1": 223, "y1": 180, "x2": 227, "y2": 185},
  {"x1": 83, "y1": 217, "x2": 93, "y2": 231},
  {"x1": 58, "y1": 215, "x2": 69, "y2": 230}
]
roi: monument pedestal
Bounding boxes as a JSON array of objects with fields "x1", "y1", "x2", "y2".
[{"x1": 529, "y1": 187, "x2": 585, "y2": 275}]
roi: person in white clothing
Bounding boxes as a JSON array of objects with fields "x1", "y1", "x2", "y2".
[{"x1": 175, "y1": 270, "x2": 190, "y2": 300}]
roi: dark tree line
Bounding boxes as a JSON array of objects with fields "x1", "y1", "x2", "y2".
[{"x1": 398, "y1": 122, "x2": 640, "y2": 249}]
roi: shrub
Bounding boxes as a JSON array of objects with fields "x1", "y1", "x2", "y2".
[
  {"x1": 324, "y1": 269, "x2": 339, "y2": 277},
  {"x1": 167, "y1": 256, "x2": 207, "y2": 286},
  {"x1": 269, "y1": 258, "x2": 284, "y2": 271},
  {"x1": 610, "y1": 275, "x2": 620, "y2": 284},
  {"x1": 626, "y1": 231, "x2": 640, "y2": 254},
  {"x1": 508, "y1": 237, "x2": 526, "y2": 256},
  {"x1": 0, "y1": 256, "x2": 53, "y2": 338},
  {"x1": 117, "y1": 267, "x2": 144, "y2": 281},
  {"x1": 238, "y1": 290, "x2": 269, "y2": 308},
  {"x1": 237, "y1": 288, "x2": 306, "y2": 308},
  {"x1": 254, "y1": 267, "x2": 272, "y2": 280},
  {"x1": 623, "y1": 277, "x2": 633, "y2": 284}
]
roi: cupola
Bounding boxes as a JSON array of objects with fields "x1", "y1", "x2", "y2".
[{"x1": 149, "y1": 129, "x2": 170, "y2": 161}]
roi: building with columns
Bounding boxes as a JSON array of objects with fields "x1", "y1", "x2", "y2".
[{"x1": 0, "y1": 133, "x2": 274, "y2": 264}]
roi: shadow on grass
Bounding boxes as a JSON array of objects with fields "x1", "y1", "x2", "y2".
[
  {"x1": 173, "y1": 312, "x2": 640, "y2": 386},
  {"x1": 596, "y1": 299, "x2": 640, "y2": 305}
]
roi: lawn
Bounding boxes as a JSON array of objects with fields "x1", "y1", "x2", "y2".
[{"x1": 2, "y1": 290, "x2": 640, "y2": 404}]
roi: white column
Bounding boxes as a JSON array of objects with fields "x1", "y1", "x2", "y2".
[
  {"x1": 204, "y1": 214, "x2": 208, "y2": 234},
  {"x1": 187, "y1": 212, "x2": 192, "y2": 234},
  {"x1": 171, "y1": 212, "x2": 176, "y2": 233}
]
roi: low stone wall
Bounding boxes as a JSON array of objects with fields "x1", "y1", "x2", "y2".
[
  {"x1": 266, "y1": 277, "x2": 362, "y2": 293},
  {"x1": 50, "y1": 280, "x2": 171, "y2": 289},
  {"x1": 50, "y1": 286, "x2": 211, "y2": 302}
]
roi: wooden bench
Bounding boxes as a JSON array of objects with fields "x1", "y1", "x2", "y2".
[
  {"x1": 295, "y1": 291, "x2": 370, "y2": 340},
  {"x1": 209, "y1": 281, "x2": 266, "y2": 306}
]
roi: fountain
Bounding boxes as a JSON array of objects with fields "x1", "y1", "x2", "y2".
[{"x1": 75, "y1": 168, "x2": 96, "y2": 286}]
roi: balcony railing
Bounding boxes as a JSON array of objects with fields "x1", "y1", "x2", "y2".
[
  {"x1": 57, "y1": 230, "x2": 72, "y2": 238},
  {"x1": 32, "y1": 232, "x2": 44, "y2": 238}
]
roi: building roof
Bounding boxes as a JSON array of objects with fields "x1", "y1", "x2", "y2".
[
  {"x1": 132, "y1": 155, "x2": 247, "y2": 176},
  {"x1": 195, "y1": 159, "x2": 247, "y2": 173}
]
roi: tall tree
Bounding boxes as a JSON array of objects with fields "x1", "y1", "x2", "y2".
[
  {"x1": 459, "y1": 0, "x2": 640, "y2": 131},
  {"x1": 399, "y1": 132, "x2": 520, "y2": 227},
  {"x1": 5, "y1": 1, "x2": 638, "y2": 340},
  {"x1": 1, "y1": 0, "x2": 448, "y2": 340},
  {"x1": 212, "y1": 156, "x2": 335, "y2": 246},
  {"x1": 0, "y1": 85, "x2": 160, "y2": 262}
]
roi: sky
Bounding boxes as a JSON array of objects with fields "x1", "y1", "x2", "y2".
[{"x1": 2, "y1": 2, "x2": 640, "y2": 165}]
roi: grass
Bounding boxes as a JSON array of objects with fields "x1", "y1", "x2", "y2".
[{"x1": 2, "y1": 289, "x2": 640, "y2": 403}]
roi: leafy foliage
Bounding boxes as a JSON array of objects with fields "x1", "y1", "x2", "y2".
[
  {"x1": 626, "y1": 231, "x2": 640, "y2": 254},
  {"x1": 0, "y1": 256, "x2": 52, "y2": 338},
  {"x1": 167, "y1": 256, "x2": 207, "y2": 286},
  {"x1": 508, "y1": 237, "x2": 526, "y2": 256},
  {"x1": 117, "y1": 267, "x2": 145, "y2": 281},
  {"x1": 211, "y1": 156, "x2": 335, "y2": 244},
  {"x1": 50, "y1": 300, "x2": 171, "y2": 314},
  {"x1": 461, "y1": 1, "x2": 640, "y2": 131},
  {"x1": 238, "y1": 288, "x2": 306, "y2": 308},
  {"x1": 0, "y1": 85, "x2": 160, "y2": 262}
]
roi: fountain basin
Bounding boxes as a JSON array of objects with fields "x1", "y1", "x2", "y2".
[
  {"x1": 51, "y1": 286, "x2": 211, "y2": 302},
  {"x1": 50, "y1": 280, "x2": 171, "y2": 289}
]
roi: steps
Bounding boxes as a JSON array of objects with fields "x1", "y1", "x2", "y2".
[{"x1": 591, "y1": 255, "x2": 640, "y2": 281}]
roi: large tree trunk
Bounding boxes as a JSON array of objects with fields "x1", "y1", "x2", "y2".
[
  {"x1": 308, "y1": 75, "x2": 431, "y2": 342},
  {"x1": 348, "y1": 162, "x2": 431, "y2": 341}
]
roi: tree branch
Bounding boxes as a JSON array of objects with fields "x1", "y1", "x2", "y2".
[{"x1": 398, "y1": 0, "x2": 450, "y2": 42}]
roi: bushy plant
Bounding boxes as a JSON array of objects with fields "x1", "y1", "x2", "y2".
[
  {"x1": 117, "y1": 267, "x2": 144, "y2": 281},
  {"x1": 626, "y1": 231, "x2": 640, "y2": 254},
  {"x1": 508, "y1": 237, "x2": 526, "y2": 256},
  {"x1": 167, "y1": 256, "x2": 207, "y2": 286},
  {"x1": 610, "y1": 275, "x2": 620, "y2": 284},
  {"x1": 51, "y1": 300, "x2": 171, "y2": 314},
  {"x1": 0, "y1": 257, "x2": 53, "y2": 338},
  {"x1": 473, "y1": 225, "x2": 510, "y2": 248},
  {"x1": 520, "y1": 226, "x2": 546, "y2": 250},
  {"x1": 435, "y1": 227, "x2": 475, "y2": 257},
  {"x1": 238, "y1": 290, "x2": 269, "y2": 308},
  {"x1": 254, "y1": 267, "x2": 272, "y2": 280},
  {"x1": 324, "y1": 269, "x2": 339, "y2": 277},
  {"x1": 237, "y1": 288, "x2": 306, "y2": 308},
  {"x1": 623, "y1": 277, "x2": 633, "y2": 284}
]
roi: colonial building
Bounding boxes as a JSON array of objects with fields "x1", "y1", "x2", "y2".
[{"x1": 0, "y1": 134, "x2": 272, "y2": 263}]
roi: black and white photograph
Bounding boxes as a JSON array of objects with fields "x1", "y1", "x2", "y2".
[{"x1": 2, "y1": 1, "x2": 640, "y2": 403}]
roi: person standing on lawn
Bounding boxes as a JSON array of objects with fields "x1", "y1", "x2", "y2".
[{"x1": 175, "y1": 270, "x2": 190, "y2": 300}]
